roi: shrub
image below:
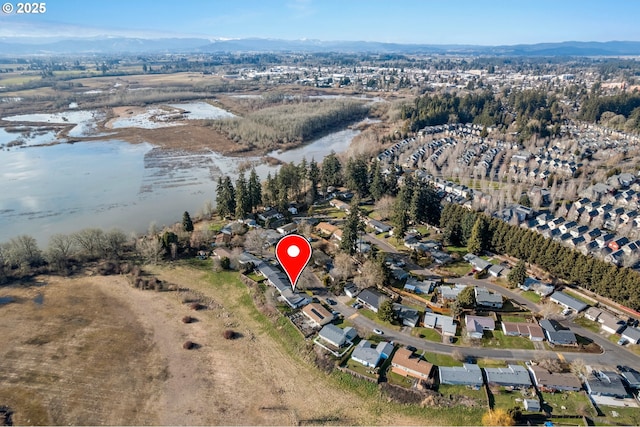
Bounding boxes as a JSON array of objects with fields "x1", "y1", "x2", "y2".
[
  {"x1": 223, "y1": 329, "x2": 236, "y2": 340},
  {"x1": 182, "y1": 316, "x2": 195, "y2": 323},
  {"x1": 190, "y1": 302, "x2": 204, "y2": 310},
  {"x1": 183, "y1": 340, "x2": 195, "y2": 350}
]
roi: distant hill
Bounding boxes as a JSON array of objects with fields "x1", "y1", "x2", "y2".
[{"x1": 1, "y1": 37, "x2": 640, "y2": 56}]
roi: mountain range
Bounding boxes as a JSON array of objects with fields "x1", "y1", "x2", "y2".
[{"x1": 1, "y1": 37, "x2": 640, "y2": 56}]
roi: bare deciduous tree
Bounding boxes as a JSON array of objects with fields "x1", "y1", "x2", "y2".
[
  {"x1": 244, "y1": 229, "x2": 269, "y2": 257},
  {"x1": 136, "y1": 236, "x2": 165, "y2": 265},
  {"x1": 332, "y1": 252, "x2": 355, "y2": 282},
  {"x1": 375, "y1": 196, "x2": 395, "y2": 221}
]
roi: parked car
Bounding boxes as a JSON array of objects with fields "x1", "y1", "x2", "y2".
[
  {"x1": 373, "y1": 328, "x2": 384, "y2": 335},
  {"x1": 351, "y1": 302, "x2": 362, "y2": 309},
  {"x1": 618, "y1": 338, "x2": 628, "y2": 346},
  {"x1": 406, "y1": 345, "x2": 417, "y2": 352},
  {"x1": 562, "y1": 308, "x2": 572, "y2": 316},
  {"x1": 326, "y1": 298, "x2": 337, "y2": 306}
]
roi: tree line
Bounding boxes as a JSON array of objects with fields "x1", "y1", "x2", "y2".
[
  {"x1": 400, "y1": 89, "x2": 564, "y2": 141},
  {"x1": 210, "y1": 99, "x2": 370, "y2": 150},
  {"x1": 579, "y1": 91, "x2": 640, "y2": 132},
  {"x1": 440, "y1": 204, "x2": 640, "y2": 310}
]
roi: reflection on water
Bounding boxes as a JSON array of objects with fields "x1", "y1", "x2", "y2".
[{"x1": 0, "y1": 126, "x2": 359, "y2": 244}]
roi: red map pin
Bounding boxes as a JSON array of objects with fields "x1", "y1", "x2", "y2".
[{"x1": 275, "y1": 234, "x2": 312, "y2": 291}]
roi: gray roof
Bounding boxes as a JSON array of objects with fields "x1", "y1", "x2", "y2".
[
  {"x1": 439, "y1": 284, "x2": 467, "y2": 300},
  {"x1": 351, "y1": 340, "x2": 382, "y2": 367},
  {"x1": 485, "y1": 365, "x2": 532, "y2": 387},
  {"x1": 438, "y1": 363, "x2": 484, "y2": 387},
  {"x1": 475, "y1": 287, "x2": 503, "y2": 306},
  {"x1": 376, "y1": 341, "x2": 394, "y2": 358},
  {"x1": 464, "y1": 254, "x2": 492, "y2": 271},
  {"x1": 423, "y1": 312, "x2": 457, "y2": 336},
  {"x1": 622, "y1": 326, "x2": 640, "y2": 342},
  {"x1": 540, "y1": 319, "x2": 577, "y2": 345},
  {"x1": 550, "y1": 291, "x2": 588, "y2": 312},
  {"x1": 357, "y1": 288, "x2": 386, "y2": 310},
  {"x1": 586, "y1": 371, "x2": 629, "y2": 397},
  {"x1": 621, "y1": 369, "x2": 640, "y2": 389},
  {"x1": 318, "y1": 324, "x2": 351, "y2": 347}
]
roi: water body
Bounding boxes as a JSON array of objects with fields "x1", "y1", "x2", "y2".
[{"x1": 0, "y1": 125, "x2": 360, "y2": 244}]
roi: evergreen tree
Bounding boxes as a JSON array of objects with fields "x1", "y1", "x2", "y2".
[
  {"x1": 467, "y1": 217, "x2": 486, "y2": 255},
  {"x1": 370, "y1": 161, "x2": 386, "y2": 201},
  {"x1": 235, "y1": 172, "x2": 250, "y2": 219},
  {"x1": 507, "y1": 260, "x2": 527, "y2": 288},
  {"x1": 248, "y1": 168, "x2": 262, "y2": 212},
  {"x1": 345, "y1": 157, "x2": 370, "y2": 198},
  {"x1": 307, "y1": 158, "x2": 320, "y2": 202},
  {"x1": 182, "y1": 211, "x2": 194, "y2": 233},
  {"x1": 320, "y1": 151, "x2": 342, "y2": 193},
  {"x1": 216, "y1": 176, "x2": 235, "y2": 218},
  {"x1": 378, "y1": 300, "x2": 396, "y2": 323},
  {"x1": 340, "y1": 201, "x2": 363, "y2": 256}
]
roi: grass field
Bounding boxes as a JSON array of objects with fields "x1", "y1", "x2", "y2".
[
  {"x1": 357, "y1": 308, "x2": 402, "y2": 331},
  {"x1": 521, "y1": 290, "x2": 542, "y2": 304},
  {"x1": 441, "y1": 260, "x2": 473, "y2": 277},
  {"x1": 500, "y1": 315, "x2": 529, "y2": 323},
  {"x1": 540, "y1": 391, "x2": 594, "y2": 417},
  {"x1": 411, "y1": 327, "x2": 443, "y2": 342},
  {"x1": 420, "y1": 352, "x2": 462, "y2": 367},
  {"x1": 438, "y1": 384, "x2": 486, "y2": 402},
  {"x1": 482, "y1": 330, "x2": 535, "y2": 350},
  {"x1": 573, "y1": 316, "x2": 601, "y2": 333}
]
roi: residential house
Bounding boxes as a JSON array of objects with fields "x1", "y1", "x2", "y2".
[
  {"x1": 404, "y1": 278, "x2": 437, "y2": 295},
  {"x1": 584, "y1": 307, "x2": 603, "y2": 322},
  {"x1": 439, "y1": 284, "x2": 467, "y2": 301},
  {"x1": 527, "y1": 365, "x2": 582, "y2": 392},
  {"x1": 596, "y1": 233, "x2": 616, "y2": 248},
  {"x1": 329, "y1": 199, "x2": 350, "y2": 212},
  {"x1": 539, "y1": 319, "x2": 578, "y2": 346},
  {"x1": 488, "y1": 264, "x2": 506, "y2": 277},
  {"x1": 344, "y1": 283, "x2": 360, "y2": 298},
  {"x1": 350, "y1": 340, "x2": 390, "y2": 368},
  {"x1": 597, "y1": 312, "x2": 627, "y2": 334},
  {"x1": 621, "y1": 326, "x2": 640, "y2": 344},
  {"x1": 276, "y1": 223, "x2": 297, "y2": 235},
  {"x1": 549, "y1": 291, "x2": 588, "y2": 312},
  {"x1": 302, "y1": 303, "x2": 335, "y2": 328},
  {"x1": 367, "y1": 219, "x2": 392, "y2": 234},
  {"x1": 393, "y1": 303, "x2": 421, "y2": 328},
  {"x1": 390, "y1": 348, "x2": 434, "y2": 380},
  {"x1": 423, "y1": 312, "x2": 457, "y2": 337},
  {"x1": 316, "y1": 222, "x2": 339, "y2": 238},
  {"x1": 356, "y1": 288, "x2": 387, "y2": 313},
  {"x1": 570, "y1": 225, "x2": 589, "y2": 238},
  {"x1": 520, "y1": 278, "x2": 554, "y2": 297},
  {"x1": 316, "y1": 324, "x2": 357, "y2": 348},
  {"x1": 484, "y1": 365, "x2": 532, "y2": 388},
  {"x1": 501, "y1": 322, "x2": 545, "y2": 341},
  {"x1": 258, "y1": 207, "x2": 283, "y2": 223},
  {"x1": 438, "y1": 364, "x2": 484, "y2": 388},
  {"x1": 620, "y1": 369, "x2": 640, "y2": 390},
  {"x1": 463, "y1": 254, "x2": 492, "y2": 272},
  {"x1": 475, "y1": 287, "x2": 503, "y2": 309},
  {"x1": 584, "y1": 228, "x2": 602, "y2": 242},
  {"x1": 465, "y1": 315, "x2": 496, "y2": 339},
  {"x1": 585, "y1": 371, "x2": 630, "y2": 398}
]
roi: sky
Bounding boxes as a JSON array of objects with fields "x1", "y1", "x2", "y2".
[{"x1": 1, "y1": 0, "x2": 639, "y2": 45}]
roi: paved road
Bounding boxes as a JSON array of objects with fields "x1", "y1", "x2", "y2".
[
  {"x1": 363, "y1": 233, "x2": 400, "y2": 254},
  {"x1": 313, "y1": 265, "x2": 640, "y2": 369}
]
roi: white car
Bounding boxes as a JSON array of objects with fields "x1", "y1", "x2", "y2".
[{"x1": 373, "y1": 328, "x2": 384, "y2": 335}]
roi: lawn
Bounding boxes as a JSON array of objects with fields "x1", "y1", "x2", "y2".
[
  {"x1": 441, "y1": 260, "x2": 473, "y2": 277},
  {"x1": 482, "y1": 330, "x2": 535, "y2": 350},
  {"x1": 573, "y1": 316, "x2": 601, "y2": 334},
  {"x1": 411, "y1": 327, "x2": 442, "y2": 342},
  {"x1": 500, "y1": 315, "x2": 529, "y2": 323},
  {"x1": 438, "y1": 384, "x2": 486, "y2": 401},
  {"x1": 596, "y1": 405, "x2": 640, "y2": 426},
  {"x1": 521, "y1": 291, "x2": 542, "y2": 304},
  {"x1": 357, "y1": 308, "x2": 402, "y2": 331},
  {"x1": 540, "y1": 391, "x2": 594, "y2": 417},
  {"x1": 343, "y1": 360, "x2": 379, "y2": 380},
  {"x1": 489, "y1": 388, "x2": 523, "y2": 410},
  {"x1": 245, "y1": 272, "x2": 266, "y2": 283},
  {"x1": 386, "y1": 370, "x2": 414, "y2": 388},
  {"x1": 420, "y1": 351, "x2": 462, "y2": 367},
  {"x1": 446, "y1": 245, "x2": 470, "y2": 256}
]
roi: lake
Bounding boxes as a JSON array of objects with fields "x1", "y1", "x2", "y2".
[{"x1": 0, "y1": 122, "x2": 361, "y2": 245}]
